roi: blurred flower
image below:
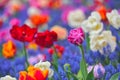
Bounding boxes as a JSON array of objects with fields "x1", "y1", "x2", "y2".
[
  {"x1": 0, "y1": 0, "x2": 9, "y2": 8},
  {"x1": 28, "y1": 57, "x2": 38, "y2": 65},
  {"x1": 0, "y1": 29, "x2": 12, "y2": 42},
  {"x1": 94, "y1": 63, "x2": 105, "y2": 78},
  {"x1": 0, "y1": 18, "x2": 3, "y2": 27},
  {"x1": 2, "y1": 40, "x2": 16, "y2": 58},
  {"x1": 10, "y1": 18, "x2": 20, "y2": 26},
  {"x1": 0, "y1": 75, "x2": 16, "y2": 80},
  {"x1": 28, "y1": 54, "x2": 46, "y2": 65},
  {"x1": 10, "y1": 24, "x2": 37, "y2": 42},
  {"x1": 29, "y1": 14, "x2": 49, "y2": 27},
  {"x1": 82, "y1": 11, "x2": 103, "y2": 34},
  {"x1": 28, "y1": 0, "x2": 51, "y2": 8},
  {"x1": 90, "y1": 30, "x2": 116, "y2": 53},
  {"x1": 5, "y1": 0, "x2": 24, "y2": 16},
  {"x1": 27, "y1": 7, "x2": 41, "y2": 17},
  {"x1": 105, "y1": 64, "x2": 118, "y2": 80},
  {"x1": 107, "y1": 9, "x2": 120, "y2": 29},
  {"x1": 97, "y1": 6, "x2": 107, "y2": 20},
  {"x1": 19, "y1": 65, "x2": 48, "y2": 80},
  {"x1": 67, "y1": 9, "x2": 85, "y2": 28},
  {"x1": 35, "y1": 30, "x2": 57, "y2": 48},
  {"x1": 48, "y1": 44, "x2": 64, "y2": 58},
  {"x1": 51, "y1": 25, "x2": 68, "y2": 40},
  {"x1": 8, "y1": 0, "x2": 23, "y2": 12},
  {"x1": 34, "y1": 61, "x2": 54, "y2": 78},
  {"x1": 49, "y1": 0, "x2": 61, "y2": 9},
  {"x1": 87, "y1": 66, "x2": 94, "y2": 73},
  {"x1": 61, "y1": 7, "x2": 74, "y2": 23},
  {"x1": 27, "y1": 42, "x2": 38, "y2": 50},
  {"x1": 68, "y1": 28, "x2": 85, "y2": 45}
]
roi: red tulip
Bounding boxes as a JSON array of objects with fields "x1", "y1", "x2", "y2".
[{"x1": 10, "y1": 24, "x2": 37, "y2": 42}]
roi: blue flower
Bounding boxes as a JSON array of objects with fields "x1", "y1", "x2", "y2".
[{"x1": 105, "y1": 72, "x2": 111, "y2": 80}]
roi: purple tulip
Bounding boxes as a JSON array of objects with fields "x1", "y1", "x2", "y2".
[{"x1": 94, "y1": 63, "x2": 105, "y2": 78}]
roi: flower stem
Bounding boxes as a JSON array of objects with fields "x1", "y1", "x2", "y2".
[
  {"x1": 85, "y1": 33, "x2": 90, "y2": 53},
  {"x1": 52, "y1": 46, "x2": 61, "y2": 80},
  {"x1": 23, "y1": 42, "x2": 29, "y2": 69},
  {"x1": 79, "y1": 45, "x2": 88, "y2": 80},
  {"x1": 79, "y1": 45, "x2": 85, "y2": 59}
]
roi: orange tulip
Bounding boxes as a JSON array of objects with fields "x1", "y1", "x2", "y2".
[
  {"x1": 19, "y1": 66, "x2": 48, "y2": 80},
  {"x1": 30, "y1": 14, "x2": 49, "y2": 27},
  {"x1": 2, "y1": 40, "x2": 16, "y2": 58},
  {"x1": 97, "y1": 6, "x2": 107, "y2": 21}
]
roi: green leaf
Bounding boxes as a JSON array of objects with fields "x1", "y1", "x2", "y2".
[
  {"x1": 110, "y1": 72, "x2": 120, "y2": 80},
  {"x1": 77, "y1": 70, "x2": 83, "y2": 80},
  {"x1": 52, "y1": 62, "x2": 58, "y2": 72},
  {"x1": 86, "y1": 69, "x2": 94, "y2": 80},
  {"x1": 80, "y1": 57, "x2": 88, "y2": 80},
  {"x1": 48, "y1": 77, "x2": 54, "y2": 80}
]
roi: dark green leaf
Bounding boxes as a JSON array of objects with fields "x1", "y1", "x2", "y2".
[
  {"x1": 110, "y1": 72, "x2": 120, "y2": 80},
  {"x1": 86, "y1": 69, "x2": 94, "y2": 80}
]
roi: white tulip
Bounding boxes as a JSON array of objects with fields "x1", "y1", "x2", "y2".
[
  {"x1": 34, "y1": 61, "x2": 54, "y2": 78},
  {"x1": 82, "y1": 16, "x2": 103, "y2": 34},
  {"x1": 0, "y1": 75, "x2": 16, "y2": 80},
  {"x1": 91, "y1": 11, "x2": 101, "y2": 21},
  {"x1": 90, "y1": 31, "x2": 116, "y2": 54},
  {"x1": 27, "y1": 7, "x2": 41, "y2": 16},
  {"x1": 67, "y1": 9, "x2": 85, "y2": 28},
  {"x1": 107, "y1": 9, "x2": 120, "y2": 29}
]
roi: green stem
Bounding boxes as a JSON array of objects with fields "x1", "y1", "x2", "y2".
[
  {"x1": 85, "y1": 33, "x2": 90, "y2": 53},
  {"x1": 23, "y1": 42, "x2": 29, "y2": 69},
  {"x1": 79, "y1": 45, "x2": 88, "y2": 80},
  {"x1": 79, "y1": 45, "x2": 85, "y2": 59},
  {"x1": 52, "y1": 46, "x2": 61, "y2": 80}
]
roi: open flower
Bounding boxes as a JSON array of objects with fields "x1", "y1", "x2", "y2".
[
  {"x1": 82, "y1": 11, "x2": 103, "y2": 34},
  {"x1": 2, "y1": 40, "x2": 16, "y2": 58},
  {"x1": 90, "y1": 30, "x2": 116, "y2": 53},
  {"x1": 94, "y1": 63, "x2": 105, "y2": 78},
  {"x1": 35, "y1": 30, "x2": 57, "y2": 48},
  {"x1": 34, "y1": 61, "x2": 54, "y2": 78},
  {"x1": 106, "y1": 9, "x2": 120, "y2": 29},
  {"x1": 67, "y1": 9, "x2": 85, "y2": 28},
  {"x1": 68, "y1": 28, "x2": 85, "y2": 45},
  {"x1": 0, "y1": 75, "x2": 16, "y2": 80},
  {"x1": 10, "y1": 24, "x2": 37, "y2": 42},
  {"x1": 19, "y1": 66, "x2": 48, "y2": 80}
]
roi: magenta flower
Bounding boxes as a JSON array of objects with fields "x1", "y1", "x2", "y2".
[{"x1": 68, "y1": 28, "x2": 85, "y2": 45}]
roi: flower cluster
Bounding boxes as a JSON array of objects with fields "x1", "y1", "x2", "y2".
[{"x1": 0, "y1": 0, "x2": 120, "y2": 80}]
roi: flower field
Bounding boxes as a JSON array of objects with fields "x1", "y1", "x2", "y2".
[{"x1": 0, "y1": 0, "x2": 120, "y2": 80}]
